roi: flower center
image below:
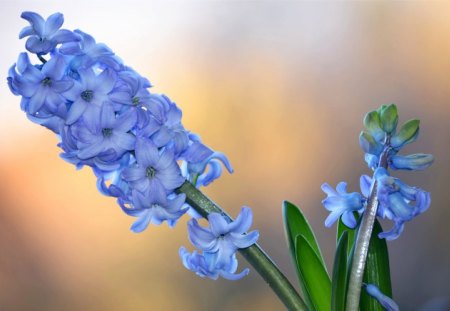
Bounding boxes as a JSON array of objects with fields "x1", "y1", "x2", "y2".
[
  {"x1": 132, "y1": 96, "x2": 140, "y2": 105},
  {"x1": 102, "y1": 128, "x2": 113, "y2": 138},
  {"x1": 146, "y1": 166, "x2": 156, "y2": 178},
  {"x1": 81, "y1": 90, "x2": 94, "y2": 102},
  {"x1": 41, "y1": 77, "x2": 52, "y2": 87}
]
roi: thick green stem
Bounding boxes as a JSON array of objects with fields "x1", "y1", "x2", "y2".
[
  {"x1": 177, "y1": 181, "x2": 308, "y2": 311},
  {"x1": 346, "y1": 149, "x2": 389, "y2": 311}
]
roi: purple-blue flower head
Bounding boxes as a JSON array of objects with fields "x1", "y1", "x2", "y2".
[
  {"x1": 374, "y1": 168, "x2": 431, "y2": 240},
  {"x1": 180, "y1": 207, "x2": 258, "y2": 280},
  {"x1": 179, "y1": 248, "x2": 249, "y2": 281},
  {"x1": 8, "y1": 53, "x2": 73, "y2": 115},
  {"x1": 10, "y1": 11, "x2": 234, "y2": 235},
  {"x1": 72, "y1": 103, "x2": 137, "y2": 161},
  {"x1": 187, "y1": 207, "x2": 258, "y2": 269},
  {"x1": 321, "y1": 182, "x2": 365, "y2": 228},
  {"x1": 120, "y1": 189, "x2": 187, "y2": 232},
  {"x1": 121, "y1": 138, "x2": 184, "y2": 194},
  {"x1": 60, "y1": 29, "x2": 122, "y2": 70},
  {"x1": 181, "y1": 140, "x2": 233, "y2": 187},
  {"x1": 64, "y1": 67, "x2": 116, "y2": 125},
  {"x1": 20, "y1": 12, "x2": 80, "y2": 55}
]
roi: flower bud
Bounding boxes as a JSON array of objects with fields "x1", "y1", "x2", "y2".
[
  {"x1": 390, "y1": 119, "x2": 420, "y2": 149},
  {"x1": 363, "y1": 110, "x2": 384, "y2": 141},
  {"x1": 359, "y1": 131, "x2": 383, "y2": 155},
  {"x1": 379, "y1": 104, "x2": 398, "y2": 134},
  {"x1": 390, "y1": 153, "x2": 434, "y2": 170}
]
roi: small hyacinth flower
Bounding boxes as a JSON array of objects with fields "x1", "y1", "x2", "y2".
[
  {"x1": 120, "y1": 189, "x2": 187, "y2": 232},
  {"x1": 63, "y1": 67, "x2": 117, "y2": 125},
  {"x1": 8, "y1": 53, "x2": 73, "y2": 115},
  {"x1": 60, "y1": 29, "x2": 122, "y2": 70},
  {"x1": 321, "y1": 182, "x2": 365, "y2": 228},
  {"x1": 20, "y1": 12, "x2": 80, "y2": 55},
  {"x1": 72, "y1": 103, "x2": 137, "y2": 161},
  {"x1": 179, "y1": 247, "x2": 249, "y2": 281},
  {"x1": 373, "y1": 168, "x2": 431, "y2": 240},
  {"x1": 181, "y1": 139, "x2": 233, "y2": 187},
  {"x1": 121, "y1": 138, "x2": 185, "y2": 194},
  {"x1": 181, "y1": 207, "x2": 259, "y2": 280},
  {"x1": 364, "y1": 284, "x2": 399, "y2": 311}
]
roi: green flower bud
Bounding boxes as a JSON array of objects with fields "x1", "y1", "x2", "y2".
[
  {"x1": 390, "y1": 153, "x2": 434, "y2": 171},
  {"x1": 359, "y1": 131, "x2": 383, "y2": 155},
  {"x1": 390, "y1": 119, "x2": 420, "y2": 149},
  {"x1": 379, "y1": 104, "x2": 398, "y2": 134},
  {"x1": 363, "y1": 110, "x2": 384, "y2": 141}
]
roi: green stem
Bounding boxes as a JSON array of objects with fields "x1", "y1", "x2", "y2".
[
  {"x1": 177, "y1": 181, "x2": 308, "y2": 311},
  {"x1": 346, "y1": 149, "x2": 389, "y2": 311}
]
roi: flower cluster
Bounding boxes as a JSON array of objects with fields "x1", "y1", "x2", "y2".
[
  {"x1": 8, "y1": 12, "x2": 256, "y2": 279},
  {"x1": 321, "y1": 104, "x2": 433, "y2": 240},
  {"x1": 180, "y1": 207, "x2": 259, "y2": 280}
]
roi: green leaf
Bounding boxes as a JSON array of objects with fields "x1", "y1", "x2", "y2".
[
  {"x1": 336, "y1": 216, "x2": 358, "y2": 257},
  {"x1": 282, "y1": 200, "x2": 326, "y2": 269},
  {"x1": 331, "y1": 231, "x2": 349, "y2": 311},
  {"x1": 360, "y1": 220, "x2": 392, "y2": 311},
  {"x1": 295, "y1": 235, "x2": 332, "y2": 311}
]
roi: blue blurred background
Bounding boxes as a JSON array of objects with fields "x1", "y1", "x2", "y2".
[{"x1": 1, "y1": 1, "x2": 449, "y2": 310}]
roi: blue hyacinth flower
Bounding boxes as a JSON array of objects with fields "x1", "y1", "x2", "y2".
[
  {"x1": 374, "y1": 168, "x2": 431, "y2": 240},
  {"x1": 181, "y1": 207, "x2": 258, "y2": 280},
  {"x1": 364, "y1": 284, "x2": 399, "y2": 311},
  {"x1": 20, "y1": 12, "x2": 80, "y2": 55},
  {"x1": 121, "y1": 137, "x2": 185, "y2": 194},
  {"x1": 321, "y1": 182, "x2": 365, "y2": 228}
]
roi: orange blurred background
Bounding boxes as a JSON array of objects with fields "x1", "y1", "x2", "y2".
[{"x1": 1, "y1": 1, "x2": 449, "y2": 310}]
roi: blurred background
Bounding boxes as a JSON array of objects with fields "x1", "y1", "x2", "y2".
[{"x1": 1, "y1": 1, "x2": 449, "y2": 310}]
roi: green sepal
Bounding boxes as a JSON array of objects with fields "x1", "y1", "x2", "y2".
[
  {"x1": 360, "y1": 219, "x2": 392, "y2": 311},
  {"x1": 282, "y1": 201, "x2": 327, "y2": 269},
  {"x1": 390, "y1": 119, "x2": 420, "y2": 149},
  {"x1": 363, "y1": 110, "x2": 384, "y2": 141},
  {"x1": 331, "y1": 231, "x2": 349, "y2": 311},
  {"x1": 379, "y1": 104, "x2": 398, "y2": 134},
  {"x1": 295, "y1": 235, "x2": 332, "y2": 311}
]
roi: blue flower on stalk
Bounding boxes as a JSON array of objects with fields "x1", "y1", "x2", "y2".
[
  {"x1": 181, "y1": 207, "x2": 259, "y2": 280},
  {"x1": 364, "y1": 284, "x2": 399, "y2": 311},
  {"x1": 20, "y1": 12, "x2": 80, "y2": 55},
  {"x1": 373, "y1": 168, "x2": 431, "y2": 240},
  {"x1": 119, "y1": 188, "x2": 187, "y2": 232},
  {"x1": 72, "y1": 103, "x2": 137, "y2": 161},
  {"x1": 7, "y1": 53, "x2": 73, "y2": 115},
  {"x1": 137, "y1": 94, "x2": 189, "y2": 155},
  {"x1": 181, "y1": 139, "x2": 233, "y2": 187},
  {"x1": 121, "y1": 138, "x2": 185, "y2": 194},
  {"x1": 60, "y1": 29, "x2": 122, "y2": 70},
  {"x1": 321, "y1": 182, "x2": 365, "y2": 228},
  {"x1": 179, "y1": 247, "x2": 248, "y2": 281},
  {"x1": 63, "y1": 67, "x2": 117, "y2": 125}
]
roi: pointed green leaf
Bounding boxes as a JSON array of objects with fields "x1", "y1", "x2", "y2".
[
  {"x1": 360, "y1": 220, "x2": 392, "y2": 311},
  {"x1": 336, "y1": 216, "x2": 358, "y2": 257},
  {"x1": 295, "y1": 235, "x2": 332, "y2": 311},
  {"x1": 283, "y1": 200, "x2": 326, "y2": 269},
  {"x1": 331, "y1": 231, "x2": 349, "y2": 311}
]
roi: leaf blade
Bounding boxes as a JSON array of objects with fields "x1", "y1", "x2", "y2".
[
  {"x1": 331, "y1": 231, "x2": 349, "y2": 311},
  {"x1": 295, "y1": 234, "x2": 332, "y2": 311}
]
